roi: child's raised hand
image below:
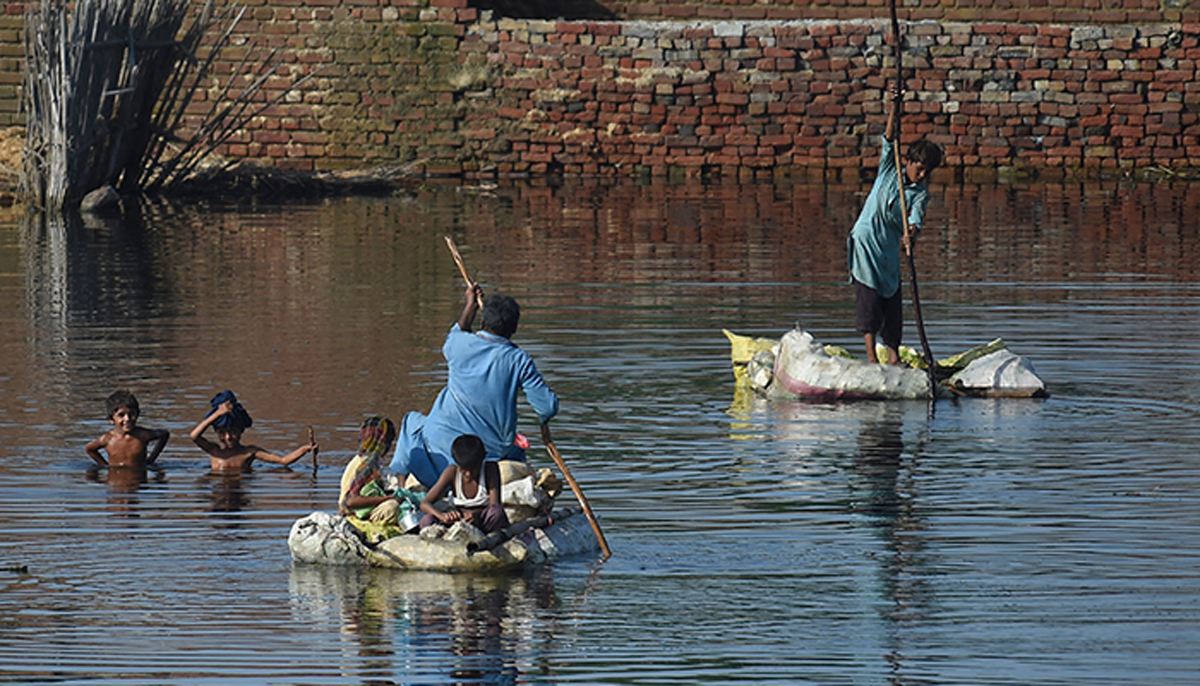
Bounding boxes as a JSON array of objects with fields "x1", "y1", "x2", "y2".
[{"x1": 216, "y1": 401, "x2": 234, "y2": 416}]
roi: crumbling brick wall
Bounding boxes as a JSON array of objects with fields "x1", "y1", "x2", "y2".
[{"x1": 4, "y1": 0, "x2": 1199, "y2": 177}]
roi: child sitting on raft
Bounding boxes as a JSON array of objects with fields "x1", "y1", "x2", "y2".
[
  {"x1": 189, "y1": 390, "x2": 316, "y2": 473},
  {"x1": 419, "y1": 434, "x2": 510, "y2": 534},
  {"x1": 338, "y1": 416, "x2": 419, "y2": 525}
]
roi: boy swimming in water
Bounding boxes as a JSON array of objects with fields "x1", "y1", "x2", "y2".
[
  {"x1": 86, "y1": 390, "x2": 170, "y2": 469},
  {"x1": 189, "y1": 390, "x2": 316, "y2": 473}
]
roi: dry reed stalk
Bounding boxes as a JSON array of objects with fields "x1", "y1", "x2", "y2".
[{"x1": 21, "y1": 0, "x2": 316, "y2": 210}]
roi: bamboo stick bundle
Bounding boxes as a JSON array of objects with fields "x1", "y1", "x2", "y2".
[{"x1": 21, "y1": 0, "x2": 317, "y2": 209}]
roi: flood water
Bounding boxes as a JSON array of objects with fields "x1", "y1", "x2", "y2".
[{"x1": 1, "y1": 177, "x2": 1199, "y2": 684}]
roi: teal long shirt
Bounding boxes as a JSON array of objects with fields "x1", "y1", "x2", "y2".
[{"x1": 847, "y1": 136, "x2": 930, "y2": 298}]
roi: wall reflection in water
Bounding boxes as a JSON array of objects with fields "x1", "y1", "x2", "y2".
[
  {"x1": 289, "y1": 565, "x2": 560, "y2": 683},
  {"x1": 16, "y1": 207, "x2": 179, "y2": 442}
]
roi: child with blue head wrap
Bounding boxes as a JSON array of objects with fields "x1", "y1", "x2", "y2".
[
  {"x1": 189, "y1": 390, "x2": 315, "y2": 473},
  {"x1": 205, "y1": 390, "x2": 253, "y2": 430}
]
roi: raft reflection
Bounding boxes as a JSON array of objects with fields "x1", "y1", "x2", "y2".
[{"x1": 289, "y1": 564, "x2": 560, "y2": 683}]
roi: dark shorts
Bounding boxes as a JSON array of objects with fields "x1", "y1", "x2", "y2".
[{"x1": 855, "y1": 280, "x2": 903, "y2": 349}]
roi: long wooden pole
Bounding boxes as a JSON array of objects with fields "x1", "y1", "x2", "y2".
[
  {"x1": 544, "y1": 437, "x2": 612, "y2": 561},
  {"x1": 443, "y1": 236, "x2": 612, "y2": 560},
  {"x1": 444, "y1": 235, "x2": 474, "y2": 288},
  {"x1": 889, "y1": 0, "x2": 938, "y2": 398}
]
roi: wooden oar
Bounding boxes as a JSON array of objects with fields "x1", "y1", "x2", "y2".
[
  {"x1": 889, "y1": 0, "x2": 937, "y2": 398},
  {"x1": 444, "y1": 235, "x2": 474, "y2": 287},
  {"x1": 443, "y1": 235, "x2": 612, "y2": 560},
  {"x1": 543, "y1": 429, "x2": 612, "y2": 561},
  {"x1": 445, "y1": 235, "x2": 484, "y2": 312}
]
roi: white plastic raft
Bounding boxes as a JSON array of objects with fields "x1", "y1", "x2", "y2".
[
  {"x1": 289, "y1": 507, "x2": 600, "y2": 572},
  {"x1": 727, "y1": 327, "x2": 1048, "y2": 401}
]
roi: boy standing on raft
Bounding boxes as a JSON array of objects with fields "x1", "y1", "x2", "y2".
[
  {"x1": 847, "y1": 83, "x2": 943, "y2": 366},
  {"x1": 391, "y1": 283, "x2": 559, "y2": 488}
]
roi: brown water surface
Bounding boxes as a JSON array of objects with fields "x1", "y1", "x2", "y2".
[{"x1": 1, "y1": 178, "x2": 1199, "y2": 684}]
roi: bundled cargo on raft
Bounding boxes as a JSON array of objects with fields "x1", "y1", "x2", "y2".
[
  {"x1": 289, "y1": 461, "x2": 600, "y2": 572},
  {"x1": 726, "y1": 327, "x2": 1047, "y2": 401}
]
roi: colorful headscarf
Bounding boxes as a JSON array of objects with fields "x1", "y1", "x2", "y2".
[
  {"x1": 205, "y1": 390, "x2": 253, "y2": 430},
  {"x1": 343, "y1": 416, "x2": 397, "y2": 510},
  {"x1": 358, "y1": 416, "x2": 396, "y2": 467}
]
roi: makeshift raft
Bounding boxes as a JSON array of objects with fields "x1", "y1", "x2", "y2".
[
  {"x1": 289, "y1": 507, "x2": 599, "y2": 572},
  {"x1": 291, "y1": 460, "x2": 601, "y2": 572},
  {"x1": 727, "y1": 327, "x2": 1048, "y2": 401}
]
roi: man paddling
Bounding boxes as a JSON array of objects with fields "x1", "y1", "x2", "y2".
[{"x1": 390, "y1": 282, "x2": 559, "y2": 488}]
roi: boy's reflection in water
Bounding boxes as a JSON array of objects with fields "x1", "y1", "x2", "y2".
[
  {"x1": 86, "y1": 464, "x2": 166, "y2": 517},
  {"x1": 848, "y1": 404, "x2": 931, "y2": 680},
  {"x1": 203, "y1": 472, "x2": 251, "y2": 515}
]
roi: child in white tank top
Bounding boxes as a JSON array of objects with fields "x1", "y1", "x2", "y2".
[{"x1": 419, "y1": 434, "x2": 510, "y2": 534}]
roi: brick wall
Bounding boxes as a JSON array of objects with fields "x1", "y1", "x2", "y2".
[
  {"x1": 0, "y1": 3, "x2": 22, "y2": 126},
  {"x1": 5, "y1": 1, "x2": 1200, "y2": 177},
  {"x1": 597, "y1": 0, "x2": 1197, "y2": 25},
  {"x1": 466, "y1": 18, "x2": 1200, "y2": 178}
]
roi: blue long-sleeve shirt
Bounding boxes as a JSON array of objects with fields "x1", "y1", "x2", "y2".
[
  {"x1": 391, "y1": 323, "x2": 559, "y2": 486},
  {"x1": 848, "y1": 136, "x2": 930, "y2": 298}
]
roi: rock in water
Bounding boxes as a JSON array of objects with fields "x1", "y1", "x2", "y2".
[{"x1": 80, "y1": 185, "x2": 120, "y2": 212}]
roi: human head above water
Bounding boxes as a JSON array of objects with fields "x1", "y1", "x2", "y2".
[
  {"x1": 206, "y1": 390, "x2": 253, "y2": 431},
  {"x1": 105, "y1": 390, "x2": 139, "y2": 420},
  {"x1": 481, "y1": 294, "x2": 520, "y2": 339},
  {"x1": 451, "y1": 434, "x2": 486, "y2": 474}
]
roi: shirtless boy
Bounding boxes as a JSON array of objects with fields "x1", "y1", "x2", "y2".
[
  {"x1": 86, "y1": 390, "x2": 170, "y2": 469},
  {"x1": 189, "y1": 391, "x2": 316, "y2": 473}
]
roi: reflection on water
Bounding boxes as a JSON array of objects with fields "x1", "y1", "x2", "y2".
[
  {"x1": 2, "y1": 179, "x2": 1200, "y2": 683},
  {"x1": 847, "y1": 404, "x2": 930, "y2": 680},
  {"x1": 85, "y1": 464, "x2": 169, "y2": 517},
  {"x1": 203, "y1": 472, "x2": 252, "y2": 515},
  {"x1": 289, "y1": 565, "x2": 565, "y2": 684}
]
